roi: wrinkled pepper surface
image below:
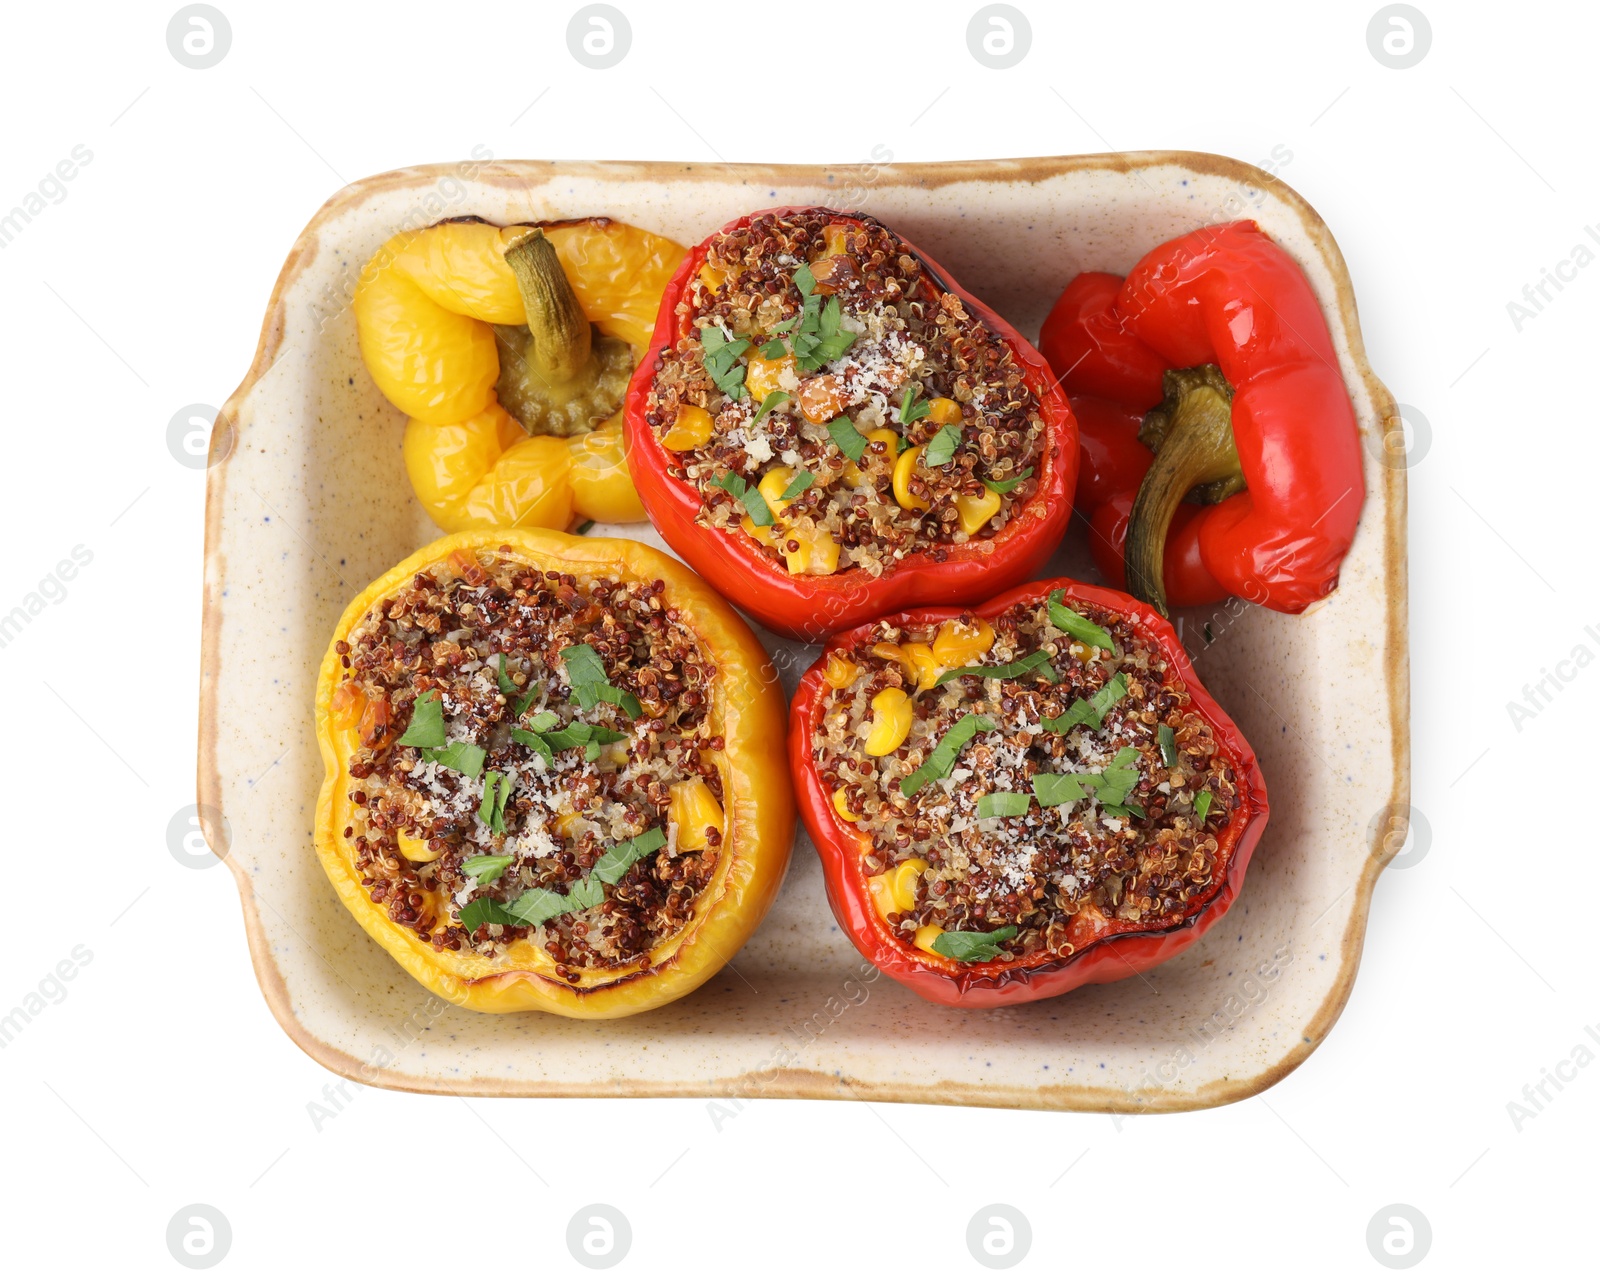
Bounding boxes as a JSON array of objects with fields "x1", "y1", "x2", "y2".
[
  {"x1": 1039, "y1": 220, "x2": 1364, "y2": 615},
  {"x1": 314, "y1": 528, "x2": 793, "y2": 1016},
  {"x1": 788, "y1": 576, "x2": 1268, "y2": 1007},
  {"x1": 355, "y1": 218, "x2": 685, "y2": 532}
]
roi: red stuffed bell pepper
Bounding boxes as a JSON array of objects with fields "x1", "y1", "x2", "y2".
[
  {"x1": 624, "y1": 207, "x2": 1076, "y2": 642},
  {"x1": 1039, "y1": 220, "x2": 1363, "y2": 616},
  {"x1": 788, "y1": 575, "x2": 1268, "y2": 1007}
]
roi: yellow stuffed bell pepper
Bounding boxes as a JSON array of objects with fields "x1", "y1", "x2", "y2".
[
  {"x1": 355, "y1": 219, "x2": 685, "y2": 532},
  {"x1": 314, "y1": 528, "x2": 794, "y2": 1016}
]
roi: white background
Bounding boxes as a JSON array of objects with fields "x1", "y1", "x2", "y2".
[{"x1": 1, "y1": 0, "x2": 1591, "y2": 1270}]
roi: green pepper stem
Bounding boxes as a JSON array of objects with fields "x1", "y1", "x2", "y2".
[
  {"x1": 502, "y1": 228, "x2": 592, "y2": 384},
  {"x1": 494, "y1": 228, "x2": 632, "y2": 437},
  {"x1": 1124, "y1": 364, "x2": 1246, "y2": 617}
]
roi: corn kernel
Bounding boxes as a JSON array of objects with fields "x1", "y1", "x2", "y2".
[
  {"x1": 932, "y1": 618, "x2": 995, "y2": 667},
  {"x1": 913, "y1": 924, "x2": 946, "y2": 955},
  {"x1": 955, "y1": 487, "x2": 1003, "y2": 535},
  {"x1": 396, "y1": 830, "x2": 441, "y2": 863},
  {"x1": 832, "y1": 789, "x2": 859, "y2": 823},
  {"x1": 821, "y1": 224, "x2": 850, "y2": 257},
  {"x1": 843, "y1": 428, "x2": 901, "y2": 485},
  {"x1": 927, "y1": 396, "x2": 963, "y2": 425},
  {"x1": 698, "y1": 263, "x2": 726, "y2": 292},
  {"x1": 556, "y1": 811, "x2": 582, "y2": 838},
  {"x1": 867, "y1": 872, "x2": 895, "y2": 921},
  {"x1": 782, "y1": 525, "x2": 840, "y2": 576},
  {"x1": 757, "y1": 467, "x2": 799, "y2": 517},
  {"x1": 871, "y1": 640, "x2": 909, "y2": 667},
  {"x1": 822, "y1": 652, "x2": 860, "y2": 689},
  {"x1": 670, "y1": 777, "x2": 724, "y2": 851},
  {"x1": 740, "y1": 515, "x2": 776, "y2": 548},
  {"x1": 865, "y1": 687, "x2": 913, "y2": 756},
  {"x1": 746, "y1": 352, "x2": 794, "y2": 401},
  {"x1": 889, "y1": 858, "x2": 928, "y2": 911},
  {"x1": 901, "y1": 642, "x2": 942, "y2": 691},
  {"x1": 892, "y1": 445, "x2": 931, "y2": 511},
  {"x1": 663, "y1": 404, "x2": 713, "y2": 451}
]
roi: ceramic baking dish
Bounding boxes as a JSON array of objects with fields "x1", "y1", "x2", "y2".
[{"x1": 198, "y1": 153, "x2": 1408, "y2": 1112}]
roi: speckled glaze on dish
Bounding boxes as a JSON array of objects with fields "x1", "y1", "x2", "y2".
[{"x1": 199, "y1": 155, "x2": 1408, "y2": 1112}]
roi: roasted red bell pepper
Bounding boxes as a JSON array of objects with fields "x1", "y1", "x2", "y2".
[
  {"x1": 624, "y1": 207, "x2": 1077, "y2": 643},
  {"x1": 788, "y1": 575, "x2": 1268, "y2": 1008},
  {"x1": 1039, "y1": 221, "x2": 1364, "y2": 615}
]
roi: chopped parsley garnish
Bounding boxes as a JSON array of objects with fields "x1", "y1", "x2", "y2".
[
  {"x1": 827, "y1": 416, "x2": 869, "y2": 462},
  {"x1": 779, "y1": 469, "x2": 814, "y2": 500},
  {"x1": 900, "y1": 714, "x2": 996, "y2": 797},
  {"x1": 459, "y1": 826, "x2": 666, "y2": 933},
  {"x1": 1194, "y1": 791, "x2": 1213, "y2": 822},
  {"x1": 1094, "y1": 748, "x2": 1142, "y2": 808},
  {"x1": 934, "y1": 649, "x2": 1058, "y2": 687},
  {"x1": 1047, "y1": 592, "x2": 1116, "y2": 651},
  {"x1": 425, "y1": 740, "x2": 486, "y2": 778},
  {"x1": 560, "y1": 644, "x2": 642, "y2": 718},
  {"x1": 1102, "y1": 802, "x2": 1146, "y2": 820},
  {"x1": 506, "y1": 885, "x2": 585, "y2": 928},
  {"x1": 713, "y1": 471, "x2": 775, "y2": 527},
  {"x1": 976, "y1": 791, "x2": 1030, "y2": 819},
  {"x1": 922, "y1": 424, "x2": 963, "y2": 468},
  {"x1": 984, "y1": 466, "x2": 1034, "y2": 495},
  {"x1": 510, "y1": 727, "x2": 553, "y2": 761},
  {"x1": 575, "y1": 519, "x2": 595, "y2": 535},
  {"x1": 461, "y1": 855, "x2": 512, "y2": 884},
  {"x1": 754, "y1": 390, "x2": 789, "y2": 424},
  {"x1": 396, "y1": 690, "x2": 445, "y2": 748},
  {"x1": 1044, "y1": 673, "x2": 1128, "y2": 733},
  {"x1": 758, "y1": 337, "x2": 787, "y2": 359},
  {"x1": 931, "y1": 926, "x2": 1018, "y2": 963},
  {"x1": 897, "y1": 385, "x2": 932, "y2": 425},
  {"x1": 527, "y1": 710, "x2": 559, "y2": 732},
  {"x1": 457, "y1": 897, "x2": 519, "y2": 933},
  {"x1": 699, "y1": 327, "x2": 751, "y2": 400},
  {"x1": 1159, "y1": 724, "x2": 1178, "y2": 768},
  {"x1": 495, "y1": 654, "x2": 518, "y2": 697},
  {"x1": 514, "y1": 683, "x2": 542, "y2": 718},
  {"x1": 1032, "y1": 773, "x2": 1086, "y2": 807},
  {"x1": 478, "y1": 770, "x2": 513, "y2": 833},
  {"x1": 591, "y1": 827, "x2": 668, "y2": 886},
  {"x1": 786, "y1": 266, "x2": 857, "y2": 371}
]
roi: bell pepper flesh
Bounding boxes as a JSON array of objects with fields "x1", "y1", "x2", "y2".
[
  {"x1": 355, "y1": 219, "x2": 683, "y2": 533},
  {"x1": 623, "y1": 207, "x2": 1078, "y2": 644},
  {"x1": 313, "y1": 528, "x2": 794, "y2": 1017},
  {"x1": 1039, "y1": 221, "x2": 1364, "y2": 616},
  {"x1": 787, "y1": 575, "x2": 1269, "y2": 1008}
]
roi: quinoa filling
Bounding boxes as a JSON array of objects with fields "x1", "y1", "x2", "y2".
[
  {"x1": 332, "y1": 547, "x2": 726, "y2": 979},
  {"x1": 812, "y1": 595, "x2": 1240, "y2": 964},
  {"x1": 644, "y1": 209, "x2": 1045, "y2": 578}
]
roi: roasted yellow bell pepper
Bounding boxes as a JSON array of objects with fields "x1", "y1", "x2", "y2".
[
  {"x1": 355, "y1": 219, "x2": 685, "y2": 533},
  {"x1": 313, "y1": 528, "x2": 794, "y2": 1017}
]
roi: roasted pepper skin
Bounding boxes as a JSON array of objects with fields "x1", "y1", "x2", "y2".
[
  {"x1": 1039, "y1": 221, "x2": 1364, "y2": 614},
  {"x1": 788, "y1": 576, "x2": 1269, "y2": 1008},
  {"x1": 623, "y1": 207, "x2": 1078, "y2": 644},
  {"x1": 355, "y1": 219, "x2": 684, "y2": 534},
  {"x1": 313, "y1": 528, "x2": 794, "y2": 1017}
]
